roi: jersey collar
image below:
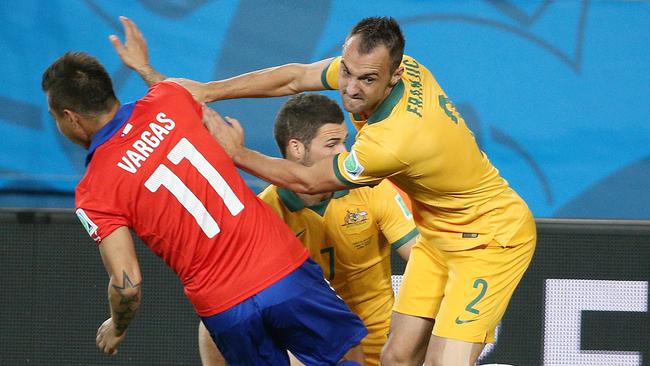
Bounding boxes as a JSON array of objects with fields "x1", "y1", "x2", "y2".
[
  {"x1": 85, "y1": 102, "x2": 136, "y2": 166},
  {"x1": 277, "y1": 187, "x2": 349, "y2": 216},
  {"x1": 352, "y1": 79, "x2": 404, "y2": 125}
]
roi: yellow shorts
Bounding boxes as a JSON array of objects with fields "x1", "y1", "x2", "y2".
[{"x1": 394, "y1": 228, "x2": 536, "y2": 343}]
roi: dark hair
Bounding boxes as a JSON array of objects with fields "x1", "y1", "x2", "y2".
[
  {"x1": 348, "y1": 16, "x2": 405, "y2": 72},
  {"x1": 41, "y1": 52, "x2": 117, "y2": 116},
  {"x1": 274, "y1": 94, "x2": 344, "y2": 157}
]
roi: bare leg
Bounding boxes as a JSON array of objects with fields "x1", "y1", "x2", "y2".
[
  {"x1": 424, "y1": 335, "x2": 484, "y2": 366},
  {"x1": 198, "y1": 321, "x2": 227, "y2": 366},
  {"x1": 380, "y1": 311, "x2": 434, "y2": 366}
]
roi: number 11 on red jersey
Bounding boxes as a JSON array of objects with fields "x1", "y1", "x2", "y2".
[{"x1": 144, "y1": 138, "x2": 244, "y2": 238}]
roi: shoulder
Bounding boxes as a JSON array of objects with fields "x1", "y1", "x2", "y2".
[
  {"x1": 321, "y1": 56, "x2": 341, "y2": 90},
  {"x1": 351, "y1": 129, "x2": 406, "y2": 166},
  {"x1": 75, "y1": 165, "x2": 116, "y2": 211}
]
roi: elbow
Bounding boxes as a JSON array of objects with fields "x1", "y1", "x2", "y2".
[
  {"x1": 293, "y1": 184, "x2": 318, "y2": 195},
  {"x1": 110, "y1": 285, "x2": 142, "y2": 305},
  {"x1": 118, "y1": 286, "x2": 141, "y2": 299},
  {"x1": 291, "y1": 179, "x2": 324, "y2": 195},
  {"x1": 109, "y1": 273, "x2": 142, "y2": 301},
  {"x1": 280, "y1": 158, "x2": 331, "y2": 194},
  {"x1": 284, "y1": 63, "x2": 308, "y2": 94}
]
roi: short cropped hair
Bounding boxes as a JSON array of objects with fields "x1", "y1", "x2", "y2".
[
  {"x1": 348, "y1": 16, "x2": 405, "y2": 72},
  {"x1": 42, "y1": 52, "x2": 117, "y2": 116},
  {"x1": 274, "y1": 94, "x2": 344, "y2": 158}
]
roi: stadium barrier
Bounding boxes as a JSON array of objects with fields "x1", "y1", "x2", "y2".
[{"x1": 1, "y1": 210, "x2": 648, "y2": 365}]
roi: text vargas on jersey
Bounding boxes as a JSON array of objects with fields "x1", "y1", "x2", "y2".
[{"x1": 117, "y1": 112, "x2": 176, "y2": 173}]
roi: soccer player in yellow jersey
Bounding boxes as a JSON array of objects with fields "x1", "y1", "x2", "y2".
[
  {"x1": 197, "y1": 94, "x2": 417, "y2": 366},
  {"x1": 113, "y1": 16, "x2": 536, "y2": 366}
]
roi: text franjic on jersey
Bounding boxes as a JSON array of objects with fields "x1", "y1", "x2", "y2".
[
  {"x1": 404, "y1": 58, "x2": 423, "y2": 118},
  {"x1": 117, "y1": 112, "x2": 176, "y2": 173}
]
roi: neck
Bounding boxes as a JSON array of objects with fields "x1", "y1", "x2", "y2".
[
  {"x1": 87, "y1": 101, "x2": 121, "y2": 141},
  {"x1": 296, "y1": 191, "x2": 333, "y2": 207}
]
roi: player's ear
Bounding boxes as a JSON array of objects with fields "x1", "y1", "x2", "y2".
[
  {"x1": 390, "y1": 66, "x2": 404, "y2": 87},
  {"x1": 63, "y1": 109, "x2": 92, "y2": 142},
  {"x1": 287, "y1": 138, "x2": 306, "y2": 162},
  {"x1": 62, "y1": 109, "x2": 82, "y2": 130}
]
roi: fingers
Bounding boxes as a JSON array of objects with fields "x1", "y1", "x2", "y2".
[
  {"x1": 95, "y1": 319, "x2": 120, "y2": 356},
  {"x1": 96, "y1": 337, "x2": 119, "y2": 356},
  {"x1": 117, "y1": 16, "x2": 146, "y2": 47},
  {"x1": 203, "y1": 105, "x2": 222, "y2": 119},
  {"x1": 126, "y1": 17, "x2": 143, "y2": 43},
  {"x1": 224, "y1": 117, "x2": 243, "y2": 134},
  {"x1": 119, "y1": 16, "x2": 135, "y2": 43},
  {"x1": 202, "y1": 106, "x2": 228, "y2": 125},
  {"x1": 130, "y1": 18, "x2": 146, "y2": 44},
  {"x1": 108, "y1": 35, "x2": 124, "y2": 54}
]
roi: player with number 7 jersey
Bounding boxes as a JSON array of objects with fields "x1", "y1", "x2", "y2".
[{"x1": 50, "y1": 53, "x2": 367, "y2": 364}]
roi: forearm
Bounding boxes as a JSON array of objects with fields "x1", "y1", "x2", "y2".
[
  {"x1": 107, "y1": 271, "x2": 141, "y2": 335},
  {"x1": 133, "y1": 64, "x2": 166, "y2": 87},
  {"x1": 204, "y1": 63, "x2": 320, "y2": 102},
  {"x1": 233, "y1": 148, "x2": 318, "y2": 193}
]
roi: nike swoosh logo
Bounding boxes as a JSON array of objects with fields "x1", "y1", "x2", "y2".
[
  {"x1": 295, "y1": 230, "x2": 305, "y2": 238},
  {"x1": 455, "y1": 316, "x2": 478, "y2": 324}
]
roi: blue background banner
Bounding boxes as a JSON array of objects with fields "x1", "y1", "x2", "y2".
[{"x1": 1, "y1": 0, "x2": 648, "y2": 219}]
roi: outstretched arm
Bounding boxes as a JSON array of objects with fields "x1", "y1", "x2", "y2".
[
  {"x1": 110, "y1": 16, "x2": 165, "y2": 87},
  {"x1": 199, "y1": 57, "x2": 332, "y2": 101},
  {"x1": 202, "y1": 106, "x2": 347, "y2": 194},
  {"x1": 96, "y1": 226, "x2": 142, "y2": 356},
  {"x1": 168, "y1": 57, "x2": 332, "y2": 104}
]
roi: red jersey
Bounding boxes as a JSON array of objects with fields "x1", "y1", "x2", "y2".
[{"x1": 75, "y1": 81, "x2": 309, "y2": 316}]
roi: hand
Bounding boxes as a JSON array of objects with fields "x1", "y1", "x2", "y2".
[
  {"x1": 96, "y1": 318, "x2": 126, "y2": 356},
  {"x1": 201, "y1": 105, "x2": 245, "y2": 158},
  {"x1": 168, "y1": 77, "x2": 209, "y2": 103},
  {"x1": 109, "y1": 16, "x2": 149, "y2": 72}
]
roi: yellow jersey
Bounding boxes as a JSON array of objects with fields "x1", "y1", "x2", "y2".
[
  {"x1": 324, "y1": 55, "x2": 535, "y2": 251},
  {"x1": 259, "y1": 180, "x2": 417, "y2": 361}
]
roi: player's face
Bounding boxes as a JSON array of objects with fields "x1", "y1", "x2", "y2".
[
  {"x1": 339, "y1": 35, "x2": 402, "y2": 118},
  {"x1": 303, "y1": 122, "x2": 348, "y2": 166}
]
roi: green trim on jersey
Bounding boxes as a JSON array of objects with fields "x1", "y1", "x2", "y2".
[
  {"x1": 277, "y1": 186, "x2": 350, "y2": 216},
  {"x1": 320, "y1": 59, "x2": 335, "y2": 90},
  {"x1": 367, "y1": 80, "x2": 405, "y2": 124},
  {"x1": 391, "y1": 227, "x2": 419, "y2": 248},
  {"x1": 333, "y1": 154, "x2": 368, "y2": 188},
  {"x1": 276, "y1": 187, "x2": 304, "y2": 212}
]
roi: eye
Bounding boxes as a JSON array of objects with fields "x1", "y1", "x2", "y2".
[{"x1": 363, "y1": 78, "x2": 375, "y2": 84}]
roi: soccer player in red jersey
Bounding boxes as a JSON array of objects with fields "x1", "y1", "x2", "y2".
[{"x1": 41, "y1": 51, "x2": 366, "y2": 365}]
